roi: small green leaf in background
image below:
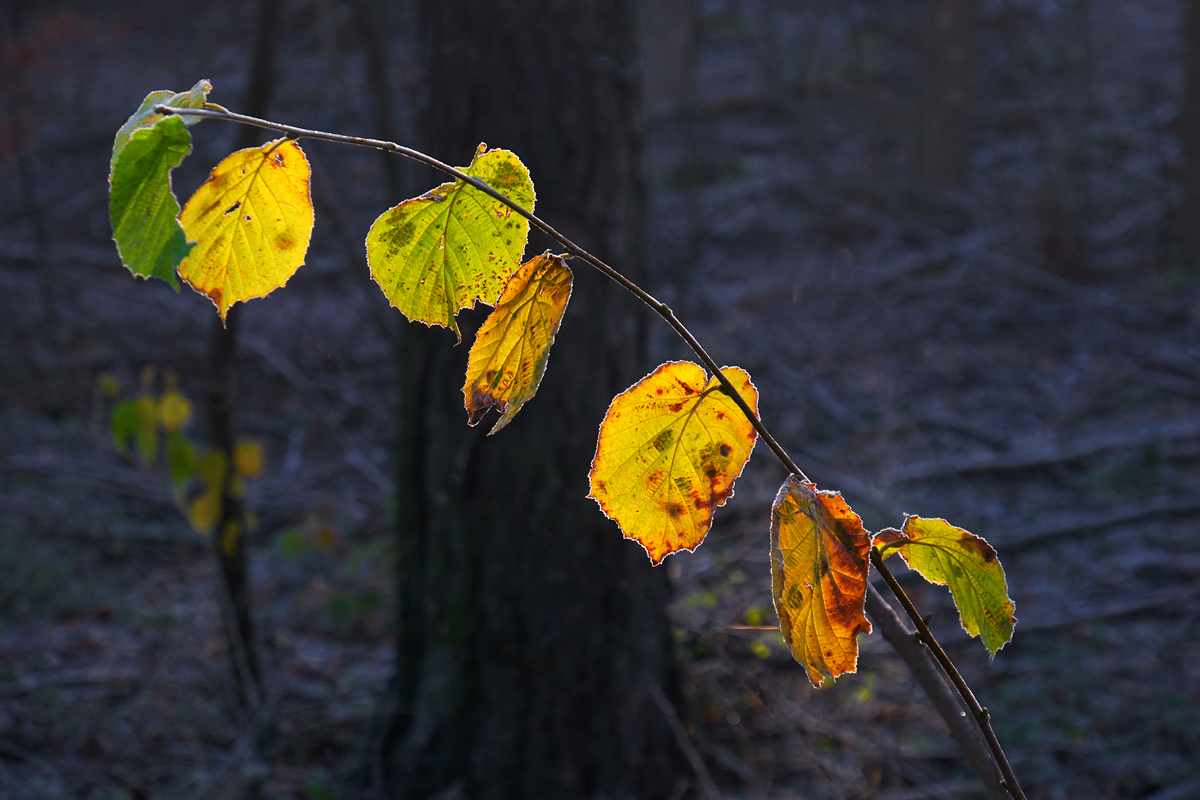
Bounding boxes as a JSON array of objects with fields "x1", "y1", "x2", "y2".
[
  {"x1": 111, "y1": 79, "x2": 212, "y2": 167},
  {"x1": 167, "y1": 432, "x2": 197, "y2": 487},
  {"x1": 366, "y1": 145, "x2": 536, "y2": 341},
  {"x1": 111, "y1": 397, "x2": 158, "y2": 462},
  {"x1": 109, "y1": 115, "x2": 193, "y2": 290},
  {"x1": 111, "y1": 399, "x2": 140, "y2": 453},
  {"x1": 875, "y1": 516, "x2": 1016, "y2": 658}
]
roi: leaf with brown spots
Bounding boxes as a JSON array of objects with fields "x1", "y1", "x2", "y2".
[
  {"x1": 770, "y1": 477, "x2": 872, "y2": 688},
  {"x1": 365, "y1": 144, "x2": 536, "y2": 341},
  {"x1": 178, "y1": 139, "x2": 314, "y2": 320},
  {"x1": 463, "y1": 252, "x2": 572, "y2": 434},
  {"x1": 588, "y1": 361, "x2": 758, "y2": 565},
  {"x1": 874, "y1": 517, "x2": 1016, "y2": 658}
]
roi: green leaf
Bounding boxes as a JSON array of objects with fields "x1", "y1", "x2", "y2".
[
  {"x1": 111, "y1": 400, "x2": 139, "y2": 453},
  {"x1": 365, "y1": 145, "x2": 536, "y2": 341},
  {"x1": 111, "y1": 80, "x2": 212, "y2": 168},
  {"x1": 167, "y1": 432, "x2": 197, "y2": 487},
  {"x1": 109, "y1": 115, "x2": 193, "y2": 290},
  {"x1": 111, "y1": 396, "x2": 158, "y2": 462},
  {"x1": 875, "y1": 517, "x2": 1016, "y2": 658}
]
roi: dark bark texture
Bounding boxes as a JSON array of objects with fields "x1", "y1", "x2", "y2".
[
  {"x1": 1180, "y1": 0, "x2": 1200, "y2": 260},
  {"x1": 914, "y1": 0, "x2": 979, "y2": 187},
  {"x1": 381, "y1": 2, "x2": 681, "y2": 798}
]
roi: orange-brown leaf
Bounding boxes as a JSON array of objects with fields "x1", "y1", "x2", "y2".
[
  {"x1": 588, "y1": 361, "x2": 758, "y2": 565},
  {"x1": 462, "y1": 252, "x2": 572, "y2": 434},
  {"x1": 770, "y1": 476, "x2": 872, "y2": 687}
]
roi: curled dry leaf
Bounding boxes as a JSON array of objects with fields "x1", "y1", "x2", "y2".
[
  {"x1": 111, "y1": 79, "x2": 212, "y2": 168},
  {"x1": 875, "y1": 517, "x2": 1016, "y2": 657},
  {"x1": 770, "y1": 476, "x2": 872, "y2": 688},
  {"x1": 365, "y1": 145, "x2": 535, "y2": 341},
  {"x1": 588, "y1": 361, "x2": 758, "y2": 565},
  {"x1": 463, "y1": 252, "x2": 573, "y2": 434},
  {"x1": 179, "y1": 139, "x2": 314, "y2": 320}
]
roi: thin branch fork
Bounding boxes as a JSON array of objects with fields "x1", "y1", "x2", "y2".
[{"x1": 153, "y1": 103, "x2": 1025, "y2": 799}]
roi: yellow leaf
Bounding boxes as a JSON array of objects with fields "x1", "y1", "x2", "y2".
[
  {"x1": 220, "y1": 520, "x2": 241, "y2": 557},
  {"x1": 770, "y1": 476, "x2": 872, "y2": 688},
  {"x1": 179, "y1": 139, "x2": 314, "y2": 320},
  {"x1": 365, "y1": 145, "x2": 535, "y2": 341},
  {"x1": 190, "y1": 489, "x2": 222, "y2": 532},
  {"x1": 233, "y1": 440, "x2": 265, "y2": 478},
  {"x1": 875, "y1": 517, "x2": 1016, "y2": 658},
  {"x1": 98, "y1": 373, "x2": 121, "y2": 398},
  {"x1": 588, "y1": 361, "x2": 758, "y2": 565},
  {"x1": 463, "y1": 252, "x2": 572, "y2": 434},
  {"x1": 157, "y1": 389, "x2": 192, "y2": 432}
]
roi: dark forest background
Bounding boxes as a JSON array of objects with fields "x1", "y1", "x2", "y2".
[{"x1": 2, "y1": 0, "x2": 1199, "y2": 798}]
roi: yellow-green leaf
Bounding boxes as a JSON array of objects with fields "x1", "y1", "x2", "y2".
[
  {"x1": 158, "y1": 389, "x2": 192, "y2": 433},
  {"x1": 463, "y1": 252, "x2": 572, "y2": 434},
  {"x1": 111, "y1": 79, "x2": 212, "y2": 168},
  {"x1": 875, "y1": 517, "x2": 1016, "y2": 658},
  {"x1": 365, "y1": 145, "x2": 535, "y2": 341},
  {"x1": 770, "y1": 477, "x2": 872, "y2": 688},
  {"x1": 179, "y1": 139, "x2": 314, "y2": 320},
  {"x1": 588, "y1": 361, "x2": 758, "y2": 565}
]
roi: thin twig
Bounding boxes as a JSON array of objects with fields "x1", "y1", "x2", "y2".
[
  {"x1": 872, "y1": 552, "x2": 1026, "y2": 800},
  {"x1": 152, "y1": 104, "x2": 809, "y2": 484},
  {"x1": 152, "y1": 103, "x2": 1027, "y2": 797},
  {"x1": 651, "y1": 685, "x2": 722, "y2": 800}
]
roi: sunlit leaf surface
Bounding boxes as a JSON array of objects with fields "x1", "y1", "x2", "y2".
[
  {"x1": 179, "y1": 139, "x2": 314, "y2": 320},
  {"x1": 463, "y1": 252, "x2": 572, "y2": 434},
  {"x1": 875, "y1": 517, "x2": 1016, "y2": 657},
  {"x1": 589, "y1": 361, "x2": 758, "y2": 565},
  {"x1": 771, "y1": 477, "x2": 872, "y2": 688},
  {"x1": 109, "y1": 116, "x2": 193, "y2": 290},
  {"x1": 365, "y1": 145, "x2": 535, "y2": 340}
]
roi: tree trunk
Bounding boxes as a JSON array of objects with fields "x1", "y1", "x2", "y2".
[
  {"x1": 913, "y1": 0, "x2": 978, "y2": 188},
  {"x1": 1180, "y1": 0, "x2": 1200, "y2": 261},
  {"x1": 206, "y1": 0, "x2": 282, "y2": 712},
  {"x1": 380, "y1": 2, "x2": 682, "y2": 797}
]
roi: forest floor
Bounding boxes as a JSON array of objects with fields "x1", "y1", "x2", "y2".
[{"x1": 2, "y1": 0, "x2": 1199, "y2": 799}]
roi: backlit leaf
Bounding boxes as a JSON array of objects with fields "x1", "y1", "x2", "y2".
[
  {"x1": 234, "y1": 440, "x2": 265, "y2": 478},
  {"x1": 158, "y1": 389, "x2": 192, "y2": 432},
  {"x1": 875, "y1": 517, "x2": 1016, "y2": 658},
  {"x1": 179, "y1": 139, "x2": 314, "y2": 320},
  {"x1": 109, "y1": 115, "x2": 193, "y2": 290},
  {"x1": 111, "y1": 79, "x2": 212, "y2": 168},
  {"x1": 462, "y1": 252, "x2": 572, "y2": 434},
  {"x1": 365, "y1": 145, "x2": 535, "y2": 341},
  {"x1": 588, "y1": 361, "x2": 758, "y2": 565},
  {"x1": 167, "y1": 432, "x2": 197, "y2": 487},
  {"x1": 770, "y1": 476, "x2": 872, "y2": 688}
]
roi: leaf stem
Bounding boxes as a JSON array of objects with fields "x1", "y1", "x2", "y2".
[
  {"x1": 155, "y1": 104, "x2": 1024, "y2": 798},
  {"x1": 871, "y1": 549, "x2": 1027, "y2": 800}
]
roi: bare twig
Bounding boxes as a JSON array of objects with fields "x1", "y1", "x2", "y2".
[
  {"x1": 151, "y1": 103, "x2": 1026, "y2": 797},
  {"x1": 864, "y1": 585, "x2": 1007, "y2": 800},
  {"x1": 651, "y1": 686, "x2": 723, "y2": 800},
  {"x1": 152, "y1": 104, "x2": 809, "y2": 486},
  {"x1": 872, "y1": 554, "x2": 1027, "y2": 800}
]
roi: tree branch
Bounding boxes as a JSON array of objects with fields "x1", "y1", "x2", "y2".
[{"x1": 152, "y1": 103, "x2": 1026, "y2": 798}]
